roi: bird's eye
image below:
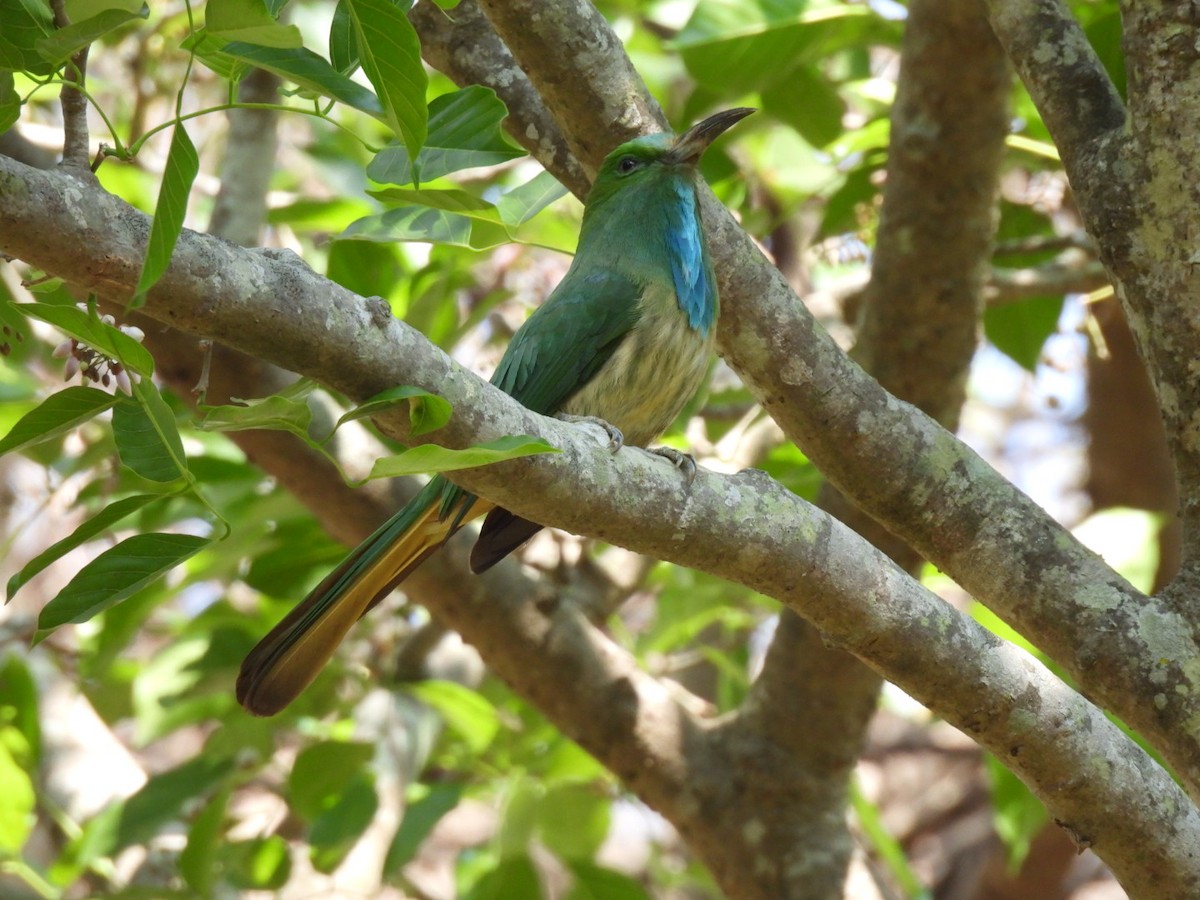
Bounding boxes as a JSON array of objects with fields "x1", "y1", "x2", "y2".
[{"x1": 617, "y1": 156, "x2": 640, "y2": 174}]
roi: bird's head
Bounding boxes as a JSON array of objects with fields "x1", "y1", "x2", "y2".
[{"x1": 587, "y1": 107, "x2": 755, "y2": 205}]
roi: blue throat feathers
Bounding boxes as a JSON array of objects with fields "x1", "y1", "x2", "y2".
[{"x1": 666, "y1": 179, "x2": 715, "y2": 336}]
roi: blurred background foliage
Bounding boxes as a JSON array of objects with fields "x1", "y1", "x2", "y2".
[{"x1": 0, "y1": 0, "x2": 1155, "y2": 897}]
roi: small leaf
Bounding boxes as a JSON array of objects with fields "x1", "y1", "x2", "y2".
[
  {"x1": 37, "y1": 532, "x2": 210, "y2": 632},
  {"x1": 0, "y1": 0, "x2": 57, "y2": 75},
  {"x1": 35, "y1": 5, "x2": 148, "y2": 64},
  {"x1": 344, "y1": 0, "x2": 427, "y2": 161},
  {"x1": 199, "y1": 392, "x2": 315, "y2": 435},
  {"x1": 0, "y1": 72, "x2": 20, "y2": 134},
  {"x1": 7, "y1": 493, "x2": 161, "y2": 601},
  {"x1": 309, "y1": 775, "x2": 378, "y2": 872},
  {"x1": 15, "y1": 303, "x2": 155, "y2": 375},
  {"x1": 0, "y1": 386, "x2": 116, "y2": 457},
  {"x1": 383, "y1": 783, "x2": 462, "y2": 876},
  {"x1": 180, "y1": 785, "x2": 230, "y2": 896},
  {"x1": 466, "y1": 856, "x2": 541, "y2": 900},
  {"x1": 496, "y1": 170, "x2": 569, "y2": 227},
  {"x1": 566, "y1": 861, "x2": 651, "y2": 900},
  {"x1": 537, "y1": 783, "x2": 610, "y2": 862},
  {"x1": 328, "y1": 0, "x2": 356, "y2": 72},
  {"x1": 367, "y1": 85, "x2": 521, "y2": 186},
  {"x1": 206, "y1": 0, "x2": 301, "y2": 48},
  {"x1": 336, "y1": 385, "x2": 452, "y2": 437},
  {"x1": 112, "y1": 386, "x2": 188, "y2": 483},
  {"x1": 984, "y1": 295, "x2": 1064, "y2": 372},
  {"x1": 0, "y1": 734, "x2": 35, "y2": 854},
  {"x1": 364, "y1": 435, "x2": 558, "y2": 480},
  {"x1": 288, "y1": 741, "x2": 376, "y2": 820},
  {"x1": 406, "y1": 680, "x2": 499, "y2": 754},
  {"x1": 116, "y1": 756, "x2": 235, "y2": 851},
  {"x1": 221, "y1": 41, "x2": 382, "y2": 116},
  {"x1": 223, "y1": 836, "x2": 292, "y2": 890},
  {"x1": 131, "y1": 122, "x2": 198, "y2": 307}
]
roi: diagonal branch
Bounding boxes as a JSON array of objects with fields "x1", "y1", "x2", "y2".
[
  {"x1": 456, "y1": 0, "x2": 1200, "y2": 805},
  {"x1": 0, "y1": 155, "x2": 1197, "y2": 896}
]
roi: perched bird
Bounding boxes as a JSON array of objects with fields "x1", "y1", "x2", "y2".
[{"x1": 237, "y1": 108, "x2": 754, "y2": 716}]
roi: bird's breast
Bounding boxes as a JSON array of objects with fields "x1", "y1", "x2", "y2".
[{"x1": 562, "y1": 284, "x2": 713, "y2": 447}]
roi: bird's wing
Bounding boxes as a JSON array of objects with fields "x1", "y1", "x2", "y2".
[
  {"x1": 470, "y1": 268, "x2": 644, "y2": 569},
  {"x1": 490, "y1": 267, "x2": 644, "y2": 413}
]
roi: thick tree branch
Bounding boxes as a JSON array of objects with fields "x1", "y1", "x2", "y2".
[
  {"x1": 473, "y1": 0, "x2": 666, "y2": 174},
  {"x1": 0, "y1": 158, "x2": 1196, "y2": 895},
  {"x1": 984, "y1": 0, "x2": 1200, "y2": 659},
  {"x1": 409, "y1": 0, "x2": 591, "y2": 200},
  {"x1": 855, "y1": 0, "x2": 1009, "y2": 428},
  {"x1": 744, "y1": 3, "x2": 1011, "y2": 891},
  {"x1": 439, "y1": 0, "x2": 1200, "y2": 850}
]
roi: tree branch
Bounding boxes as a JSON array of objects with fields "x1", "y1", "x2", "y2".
[
  {"x1": 50, "y1": 0, "x2": 92, "y2": 172},
  {"x1": 441, "y1": 0, "x2": 1200, "y2": 842},
  {"x1": 473, "y1": 0, "x2": 666, "y2": 172},
  {"x1": 0, "y1": 156, "x2": 1197, "y2": 896},
  {"x1": 409, "y1": 0, "x2": 591, "y2": 200}
]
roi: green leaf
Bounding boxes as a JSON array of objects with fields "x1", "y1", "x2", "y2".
[
  {"x1": 676, "y1": 1, "x2": 895, "y2": 96},
  {"x1": 983, "y1": 295, "x2": 1064, "y2": 371},
  {"x1": 850, "y1": 778, "x2": 926, "y2": 898},
  {"x1": 36, "y1": 532, "x2": 210, "y2": 632},
  {"x1": 35, "y1": 5, "x2": 148, "y2": 64},
  {"x1": 0, "y1": 71, "x2": 20, "y2": 134},
  {"x1": 223, "y1": 836, "x2": 292, "y2": 890},
  {"x1": 309, "y1": 775, "x2": 378, "y2": 872},
  {"x1": 566, "y1": 862, "x2": 652, "y2": 900},
  {"x1": 0, "y1": 386, "x2": 116, "y2": 457},
  {"x1": 336, "y1": 385, "x2": 452, "y2": 437},
  {"x1": 15, "y1": 303, "x2": 155, "y2": 375},
  {"x1": 466, "y1": 855, "x2": 541, "y2": 900},
  {"x1": 180, "y1": 785, "x2": 230, "y2": 896},
  {"x1": 0, "y1": 655, "x2": 41, "y2": 766},
  {"x1": 206, "y1": 0, "x2": 301, "y2": 48},
  {"x1": 537, "y1": 783, "x2": 610, "y2": 861},
  {"x1": 367, "y1": 85, "x2": 522, "y2": 186},
  {"x1": 288, "y1": 740, "x2": 376, "y2": 819},
  {"x1": 344, "y1": 0, "x2": 426, "y2": 162},
  {"x1": 328, "y1": 0, "x2": 356, "y2": 73},
  {"x1": 116, "y1": 755, "x2": 235, "y2": 851},
  {"x1": 0, "y1": 731, "x2": 35, "y2": 853},
  {"x1": 198, "y1": 382, "x2": 316, "y2": 436},
  {"x1": 343, "y1": 204, "x2": 505, "y2": 249},
  {"x1": 383, "y1": 783, "x2": 462, "y2": 876},
  {"x1": 496, "y1": 170, "x2": 568, "y2": 227},
  {"x1": 364, "y1": 435, "x2": 558, "y2": 480},
  {"x1": 406, "y1": 680, "x2": 499, "y2": 754},
  {"x1": 762, "y1": 64, "x2": 845, "y2": 149},
  {"x1": 131, "y1": 121, "x2": 199, "y2": 307},
  {"x1": 221, "y1": 41, "x2": 382, "y2": 116},
  {"x1": 7, "y1": 493, "x2": 161, "y2": 601},
  {"x1": 0, "y1": 0, "x2": 56, "y2": 75},
  {"x1": 986, "y1": 754, "x2": 1048, "y2": 873},
  {"x1": 112, "y1": 386, "x2": 188, "y2": 483}
]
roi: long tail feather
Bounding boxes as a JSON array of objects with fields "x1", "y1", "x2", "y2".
[{"x1": 236, "y1": 477, "x2": 489, "y2": 716}]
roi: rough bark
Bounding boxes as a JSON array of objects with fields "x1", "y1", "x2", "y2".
[{"x1": 1, "y1": 156, "x2": 1197, "y2": 897}]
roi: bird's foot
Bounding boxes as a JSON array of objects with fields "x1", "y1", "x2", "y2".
[
  {"x1": 650, "y1": 446, "x2": 698, "y2": 485},
  {"x1": 558, "y1": 414, "x2": 624, "y2": 453}
]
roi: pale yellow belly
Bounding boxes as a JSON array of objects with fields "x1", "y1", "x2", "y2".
[{"x1": 562, "y1": 298, "x2": 713, "y2": 447}]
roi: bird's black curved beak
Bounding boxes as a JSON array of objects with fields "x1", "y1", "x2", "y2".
[{"x1": 668, "y1": 107, "x2": 756, "y2": 165}]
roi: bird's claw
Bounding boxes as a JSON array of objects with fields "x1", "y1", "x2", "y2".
[
  {"x1": 559, "y1": 414, "x2": 624, "y2": 453},
  {"x1": 650, "y1": 446, "x2": 698, "y2": 485}
]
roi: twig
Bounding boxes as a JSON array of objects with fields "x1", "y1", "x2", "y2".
[{"x1": 50, "y1": 0, "x2": 91, "y2": 172}]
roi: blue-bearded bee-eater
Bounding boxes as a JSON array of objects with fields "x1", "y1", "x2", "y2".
[{"x1": 237, "y1": 108, "x2": 754, "y2": 715}]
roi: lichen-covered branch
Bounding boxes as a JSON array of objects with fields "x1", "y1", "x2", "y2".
[{"x1": 0, "y1": 156, "x2": 1197, "y2": 896}]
